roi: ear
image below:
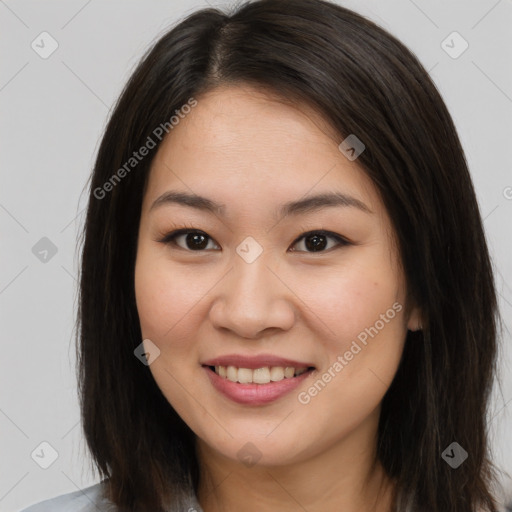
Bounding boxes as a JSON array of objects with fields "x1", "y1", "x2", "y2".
[{"x1": 406, "y1": 305, "x2": 423, "y2": 332}]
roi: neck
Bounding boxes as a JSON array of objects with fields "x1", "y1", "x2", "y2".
[{"x1": 196, "y1": 408, "x2": 395, "y2": 512}]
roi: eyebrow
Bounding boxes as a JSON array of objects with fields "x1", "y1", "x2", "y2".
[{"x1": 149, "y1": 190, "x2": 373, "y2": 217}]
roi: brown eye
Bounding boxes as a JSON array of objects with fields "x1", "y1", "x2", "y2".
[
  {"x1": 159, "y1": 228, "x2": 349, "y2": 253},
  {"x1": 290, "y1": 231, "x2": 349, "y2": 253},
  {"x1": 160, "y1": 230, "x2": 220, "y2": 251}
]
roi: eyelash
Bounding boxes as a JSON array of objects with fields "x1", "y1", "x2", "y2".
[{"x1": 156, "y1": 223, "x2": 350, "y2": 254}]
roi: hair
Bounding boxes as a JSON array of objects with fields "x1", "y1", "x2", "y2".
[{"x1": 76, "y1": 0, "x2": 504, "y2": 510}]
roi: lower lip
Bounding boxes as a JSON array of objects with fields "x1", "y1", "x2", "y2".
[{"x1": 203, "y1": 366, "x2": 314, "y2": 406}]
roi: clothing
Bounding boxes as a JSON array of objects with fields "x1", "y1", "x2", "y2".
[
  {"x1": 19, "y1": 479, "x2": 512, "y2": 512},
  {"x1": 18, "y1": 481, "x2": 204, "y2": 512}
]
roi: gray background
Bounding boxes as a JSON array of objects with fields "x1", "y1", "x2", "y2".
[{"x1": 1, "y1": 1, "x2": 511, "y2": 510}]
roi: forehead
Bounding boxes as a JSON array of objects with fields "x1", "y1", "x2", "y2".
[{"x1": 144, "y1": 84, "x2": 380, "y2": 216}]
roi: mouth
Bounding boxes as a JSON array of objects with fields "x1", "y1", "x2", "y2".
[
  {"x1": 205, "y1": 365, "x2": 315, "y2": 384},
  {"x1": 203, "y1": 364, "x2": 315, "y2": 405},
  {"x1": 200, "y1": 354, "x2": 316, "y2": 405}
]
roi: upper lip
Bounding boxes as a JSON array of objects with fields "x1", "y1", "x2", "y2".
[{"x1": 201, "y1": 354, "x2": 315, "y2": 370}]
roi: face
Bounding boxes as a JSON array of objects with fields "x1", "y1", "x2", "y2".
[{"x1": 134, "y1": 84, "x2": 421, "y2": 468}]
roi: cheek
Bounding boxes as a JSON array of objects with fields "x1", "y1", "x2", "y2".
[
  {"x1": 135, "y1": 251, "x2": 190, "y2": 344},
  {"x1": 316, "y1": 274, "x2": 406, "y2": 402},
  {"x1": 292, "y1": 258, "x2": 403, "y2": 352},
  {"x1": 299, "y1": 267, "x2": 405, "y2": 429},
  {"x1": 135, "y1": 261, "x2": 170, "y2": 340},
  {"x1": 134, "y1": 253, "x2": 204, "y2": 414}
]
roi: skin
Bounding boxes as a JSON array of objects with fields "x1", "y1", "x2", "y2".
[{"x1": 134, "y1": 84, "x2": 422, "y2": 512}]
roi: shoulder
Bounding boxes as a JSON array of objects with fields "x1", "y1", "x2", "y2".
[
  {"x1": 19, "y1": 481, "x2": 115, "y2": 512},
  {"x1": 19, "y1": 481, "x2": 204, "y2": 512}
]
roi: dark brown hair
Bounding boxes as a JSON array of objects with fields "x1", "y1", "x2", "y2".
[{"x1": 77, "y1": 0, "x2": 503, "y2": 510}]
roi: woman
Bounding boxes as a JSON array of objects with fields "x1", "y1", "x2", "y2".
[{"x1": 20, "y1": 0, "x2": 510, "y2": 511}]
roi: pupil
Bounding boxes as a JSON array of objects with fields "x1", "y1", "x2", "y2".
[
  {"x1": 187, "y1": 233, "x2": 208, "y2": 250},
  {"x1": 306, "y1": 234, "x2": 326, "y2": 251}
]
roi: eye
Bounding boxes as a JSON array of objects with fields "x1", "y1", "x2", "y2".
[
  {"x1": 289, "y1": 230, "x2": 349, "y2": 253},
  {"x1": 157, "y1": 228, "x2": 350, "y2": 253},
  {"x1": 158, "y1": 229, "x2": 220, "y2": 251}
]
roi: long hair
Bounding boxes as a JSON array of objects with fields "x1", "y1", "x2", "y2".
[{"x1": 76, "y1": 0, "x2": 502, "y2": 510}]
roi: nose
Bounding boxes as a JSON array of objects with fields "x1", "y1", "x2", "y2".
[{"x1": 208, "y1": 251, "x2": 296, "y2": 339}]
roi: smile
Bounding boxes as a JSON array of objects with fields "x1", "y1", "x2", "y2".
[
  {"x1": 202, "y1": 363, "x2": 316, "y2": 406},
  {"x1": 210, "y1": 365, "x2": 310, "y2": 384}
]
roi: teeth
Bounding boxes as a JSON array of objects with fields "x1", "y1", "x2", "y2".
[
  {"x1": 284, "y1": 367, "x2": 294, "y2": 378},
  {"x1": 269, "y1": 366, "x2": 284, "y2": 381},
  {"x1": 253, "y1": 367, "x2": 270, "y2": 384},
  {"x1": 213, "y1": 365, "x2": 310, "y2": 384},
  {"x1": 238, "y1": 367, "x2": 253, "y2": 384},
  {"x1": 227, "y1": 365, "x2": 237, "y2": 382}
]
